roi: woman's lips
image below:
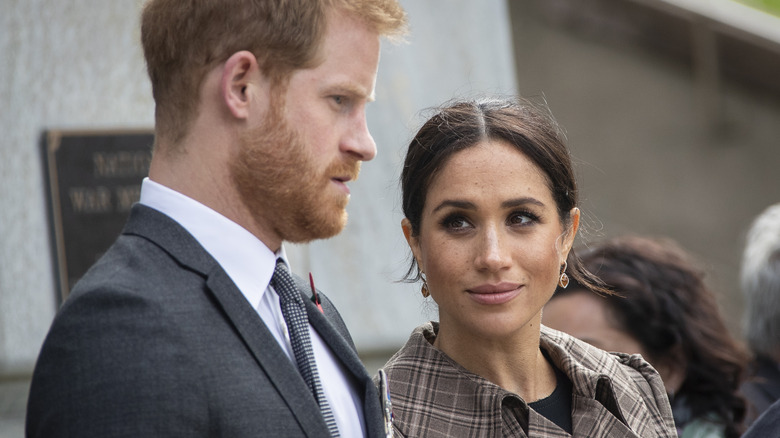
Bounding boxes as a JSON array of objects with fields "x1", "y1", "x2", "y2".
[{"x1": 467, "y1": 283, "x2": 523, "y2": 305}]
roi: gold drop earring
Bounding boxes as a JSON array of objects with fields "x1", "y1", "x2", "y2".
[
  {"x1": 558, "y1": 261, "x2": 570, "y2": 289},
  {"x1": 420, "y1": 268, "x2": 430, "y2": 298}
]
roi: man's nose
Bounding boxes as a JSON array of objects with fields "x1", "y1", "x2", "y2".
[{"x1": 341, "y1": 111, "x2": 377, "y2": 161}]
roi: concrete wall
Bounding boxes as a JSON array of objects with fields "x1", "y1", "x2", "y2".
[{"x1": 1, "y1": 0, "x2": 153, "y2": 377}]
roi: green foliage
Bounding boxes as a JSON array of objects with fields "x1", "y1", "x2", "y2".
[{"x1": 737, "y1": 0, "x2": 780, "y2": 17}]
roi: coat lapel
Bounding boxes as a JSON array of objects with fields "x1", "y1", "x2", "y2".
[
  {"x1": 206, "y1": 268, "x2": 327, "y2": 436},
  {"x1": 123, "y1": 205, "x2": 327, "y2": 436},
  {"x1": 300, "y1": 285, "x2": 384, "y2": 438},
  {"x1": 572, "y1": 395, "x2": 640, "y2": 437}
]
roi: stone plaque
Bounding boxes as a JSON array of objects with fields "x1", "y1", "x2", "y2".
[{"x1": 43, "y1": 130, "x2": 154, "y2": 302}]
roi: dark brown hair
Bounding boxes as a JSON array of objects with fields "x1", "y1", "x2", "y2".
[
  {"x1": 400, "y1": 96, "x2": 605, "y2": 293},
  {"x1": 140, "y1": 0, "x2": 407, "y2": 146},
  {"x1": 557, "y1": 235, "x2": 747, "y2": 437}
]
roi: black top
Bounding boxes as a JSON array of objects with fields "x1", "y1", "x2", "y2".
[{"x1": 529, "y1": 355, "x2": 573, "y2": 434}]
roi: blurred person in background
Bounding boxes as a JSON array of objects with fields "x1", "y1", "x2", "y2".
[
  {"x1": 378, "y1": 97, "x2": 677, "y2": 437},
  {"x1": 739, "y1": 203, "x2": 780, "y2": 426},
  {"x1": 543, "y1": 235, "x2": 747, "y2": 438},
  {"x1": 743, "y1": 397, "x2": 780, "y2": 437}
]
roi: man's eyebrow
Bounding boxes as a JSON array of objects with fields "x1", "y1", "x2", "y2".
[{"x1": 329, "y1": 83, "x2": 375, "y2": 102}]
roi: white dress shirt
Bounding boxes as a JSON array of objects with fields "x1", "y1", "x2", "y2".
[{"x1": 139, "y1": 178, "x2": 365, "y2": 437}]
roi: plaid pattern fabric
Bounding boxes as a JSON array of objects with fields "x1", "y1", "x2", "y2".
[{"x1": 379, "y1": 322, "x2": 677, "y2": 437}]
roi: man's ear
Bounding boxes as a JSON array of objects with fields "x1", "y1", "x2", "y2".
[{"x1": 220, "y1": 51, "x2": 263, "y2": 120}]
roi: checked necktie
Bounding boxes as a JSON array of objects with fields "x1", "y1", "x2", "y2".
[{"x1": 271, "y1": 260, "x2": 340, "y2": 437}]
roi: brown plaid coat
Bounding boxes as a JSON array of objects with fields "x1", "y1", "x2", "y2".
[{"x1": 378, "y1": 322, "x2": 677, "y2": 437}]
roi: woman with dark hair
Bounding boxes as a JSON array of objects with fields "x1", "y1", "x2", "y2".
[
  {"x1": 543, "y1": 235, "x2": 748, "y2": 438},
  {"x1": 378, "y1": 97, "x2": 676, "y2": 437}
]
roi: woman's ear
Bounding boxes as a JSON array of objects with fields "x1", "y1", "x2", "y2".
[
  {"x1": 402, "y1": 218, "x2": 422, "y2": 268},
  {"x1": 561, "y1": 207, "x2": 581, "y2": 259}
]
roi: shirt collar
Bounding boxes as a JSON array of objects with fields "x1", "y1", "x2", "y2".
[{"x1": 138, "y1": 177, "x2": 282, "y2": 308}]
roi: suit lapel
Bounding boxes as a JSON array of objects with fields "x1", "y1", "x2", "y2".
[
  {"x1": 206, "y1": 269, "x2": 327, "y2": 435},
  {"x1": 123, "y1": 205, "x2": 327, "y2": 436},
  {"x1": 297, "y1": 279, "x2": 384, "y2": 438}
]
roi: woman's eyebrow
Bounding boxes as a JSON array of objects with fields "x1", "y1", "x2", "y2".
[
  {"x1": 501, "y1": 197, "x2": 545, "y2": 209},
  {"x1": 432, "y1": 197, "x2": 546, "y2": 213},
  {"x1": 432, "y1": 199, "x2": 476, "y2": 213}
]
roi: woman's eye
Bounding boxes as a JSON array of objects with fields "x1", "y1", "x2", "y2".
[
  {"x1": 508, "y1": 212, "x2": 536, "y2": 226},
  {"x1": 442, "y1": 216, "x2": 471, "y2": 231}
]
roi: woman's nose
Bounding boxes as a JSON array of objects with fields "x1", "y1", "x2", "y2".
[{"x1": 475, "y1": 226, "x2": 511, "y2": 272}]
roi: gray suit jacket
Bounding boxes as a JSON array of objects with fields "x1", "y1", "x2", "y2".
[{"x1": 26, "y1": 204, "x2": 384, "y2": 437}]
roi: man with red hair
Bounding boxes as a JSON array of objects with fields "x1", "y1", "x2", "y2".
[{"x1": 27, "y1": 1, "x2": 406, "y2": 436}]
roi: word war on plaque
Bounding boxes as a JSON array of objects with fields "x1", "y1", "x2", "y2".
[{"x1": 42, "y1": 130, "x2": 154, "y2": 302}]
